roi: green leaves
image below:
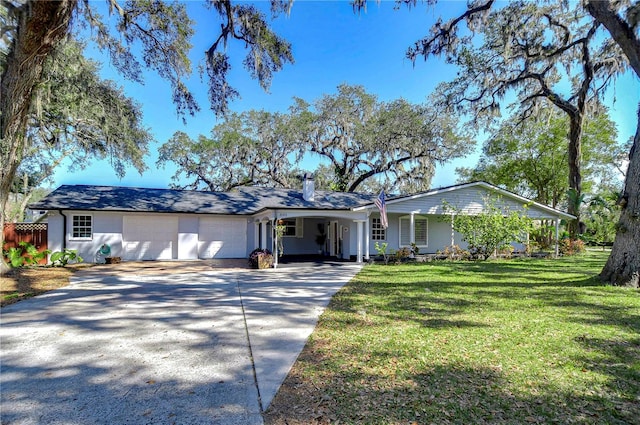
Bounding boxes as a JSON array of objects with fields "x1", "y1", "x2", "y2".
[
  {"x1": 2, "y1": 242, "x2": 51, "y2": 268},
  {"x1": 20, "y1": 37, "x2": 152, "y2": 187},
  {"x1": 157, "y1": 110, "x2": 298, "y2": 191},
  {"x1": 158, "y1": 84, "x2": 471, "y2": 194},
  {"x1": 292, "y1": 84, "x2": 471, "y2": 193},
  {"x1": 205, "y1": 1, "x2": 293, "y2": 116},
  {"x1": 457, "y1": 105, "x2": 623, "y2": 209},
  {"x1": 50, "y1": 249, "x2": 83, "y2": 267},
  {"x1": 444, "y1": 195, "x2": 533, "y2": 260}
]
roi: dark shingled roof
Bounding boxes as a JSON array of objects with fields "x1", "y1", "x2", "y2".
[{"x1": 29, "y1": 185, "x2": 376, "y2": 215}]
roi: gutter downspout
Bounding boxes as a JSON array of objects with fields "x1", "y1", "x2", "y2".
[{"x1": 59, "y1": 210, "x2": 67, "y2": 250}]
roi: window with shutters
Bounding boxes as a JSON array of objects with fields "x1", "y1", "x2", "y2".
[{"x1": 398, "y1": 215, "x2": 428, "y2": 247}]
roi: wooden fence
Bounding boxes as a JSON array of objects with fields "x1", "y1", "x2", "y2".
[{"x1": 3, "y1": 223, "x2": 48, "y2": 265}]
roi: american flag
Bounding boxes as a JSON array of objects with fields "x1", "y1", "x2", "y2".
[{"x1": 374, "y1": 190, "x2": 388, "y2": 229}]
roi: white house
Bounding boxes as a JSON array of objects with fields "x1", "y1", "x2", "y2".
[{"x1": 29, "y1": 180, "x2": 574, "y2": 264}]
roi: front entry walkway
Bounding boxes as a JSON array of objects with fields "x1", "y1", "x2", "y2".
[{"x1": 0, "y1": 263, "x2": 362, "y2": 424}]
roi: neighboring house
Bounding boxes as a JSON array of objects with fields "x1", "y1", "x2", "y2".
[{"x1": 29, "y1": 180, "x2": 574, "y2": 264}]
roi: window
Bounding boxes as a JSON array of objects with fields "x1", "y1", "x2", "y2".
[
  {"x1": 371, "y1": 218, "x2": 386, "y2": 241},
  {"x1": 278, "y1": 218, "x2": 303, "y2": 238},
  {"x1": 399, "y1": 216, "x2": 428, "y2": 247},
  {"x1": 71, "y1": 215, "x2": 92, "y2": 240}
]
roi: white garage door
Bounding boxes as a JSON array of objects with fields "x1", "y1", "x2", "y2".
[
  {"x1": 198, "y1": 217, "x2": 247, "y2": 258},
  {"x1": 123, "y1": 216, "x2": 178, "y2": 260}
]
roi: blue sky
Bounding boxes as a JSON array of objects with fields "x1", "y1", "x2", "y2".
[{"x1": 52, "y1": 0, "x2": 640, "y2": 191}]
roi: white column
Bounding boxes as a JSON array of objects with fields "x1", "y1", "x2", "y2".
[
  {"x1": 273, "y1": 218, "x2": 279, "y2": 268},
  {"x1": 364, "y1": 215, "x2": 370, "y2": 260},
  {"x1": 555, "y1": 217, "x2": 560, "y2": 258},
  {"x1": 450, "y1": 214, "x2": 455, "y2": 247},
  {"x1": 410, "y1": 212, "x2": 415, "y2": 245},
  {"x1": 261, "y1": 220, "x2": 268, "y2": 250},
  {"x1": 356, "y1": 220, "x2": 364, "y2": 263},
  {"x1": 254, "y1": 221, "x2": 259, "y2": 250}
]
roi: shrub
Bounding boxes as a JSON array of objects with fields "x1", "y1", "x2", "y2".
[
  {"x1": 2, "y1": 242, "x2": 50, "y2": 267},
  {"x1": 393, "y1": 247, "x2": 412, "y2": 264},
  {"x1": 437, "y1": 244, "x2": 470, "y2": 260},
  {"x1": 249, "y1": 248, "x2": 274, "y2": 269},
  {"x1": 50, "y1": 249, "x2": 83, "y2": 266},
  {"x1": 559, "y1": 239, "x2": 586, "y2": 256},
  {"x1": 443, "y1": 196, "x2": 533, "y2": 260}
]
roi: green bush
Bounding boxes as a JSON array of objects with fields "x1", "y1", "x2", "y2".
[
  {"x1": 2, "y1": 242, "x2": 50, "y2": 267},
  {"x1": 50, "y1": 249, "x2": 83, "y2": 267},
  {"x1": 559, "y1": 239, "x2": 586, "y2": 256}
]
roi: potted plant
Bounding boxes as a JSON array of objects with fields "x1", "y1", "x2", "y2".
[{"x1": 248, "y1": 248, "x2": 274, "y2": 269}]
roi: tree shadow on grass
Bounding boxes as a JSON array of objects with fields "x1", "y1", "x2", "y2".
[
  {"x1": 265, "y1": 257, "x2": 640, "y2": 424},
  {"x1": 265, "y1": 358, "x2": 639, "y2": 424}
]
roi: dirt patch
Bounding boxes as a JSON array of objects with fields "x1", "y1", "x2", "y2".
[{"x1": 1, "y1": 264, "x2": 90, "y2": 307}]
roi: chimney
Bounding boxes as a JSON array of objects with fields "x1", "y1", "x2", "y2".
[{"x1": 303, "y1": 173, "x2": 315, "y2": 202}]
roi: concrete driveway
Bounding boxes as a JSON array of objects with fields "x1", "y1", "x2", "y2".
[{"x1": 0, "y1": 262, "x2": 362, "y2": 424}]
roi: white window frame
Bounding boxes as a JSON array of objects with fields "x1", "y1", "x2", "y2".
[
  {"x1": 398, "y1": 215, "x2": 428, "y2": 248},
  {"x1": 70, "y1": 214, "x2": 93, "y2": 240},
  {"x1": 371, "y1": 217, "x2": 386, "y2": 241},
  {"x1": 279, "y1": 218, "x2": 304, "y2": 238}
]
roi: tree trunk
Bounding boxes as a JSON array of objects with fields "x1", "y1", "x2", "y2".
[
  {"x1": 585, "y1": 1, "x2": 640, "y2": 78},
  {"x1": 567, "y1": 112, "x2": 583, "y2": 238},
  {"x1": 585, "y1": 0, "x2": 640, "y2": 287},
  {"x1": 0, "y1": 0, "x2": 76, "y2": 272},
  {"x1": 599, "y1": 107, "x2": 640, "y2": 288}
]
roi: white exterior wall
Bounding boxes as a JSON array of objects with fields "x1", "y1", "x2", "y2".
[
  {"x1": 61, "y1": 211, "x2": 124, "y2": 262},
  {"x1": 387, "y1": 186, "x2": 552, "y2": 219},
  {"x1": 45, "y1": 212, "x2": 64, "y2": 263},
  {"x1": 178, "y1": 216, "x2": 199, "y2": 260},
  {"x1": 54, "y1": 212, "x2": 252, "y2": 263}
]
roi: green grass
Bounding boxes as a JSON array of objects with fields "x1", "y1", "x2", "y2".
[{"x1": 265, "y1": 250, "x2": 640, "y2": 424}]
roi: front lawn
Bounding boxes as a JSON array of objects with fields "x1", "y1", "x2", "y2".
[{"x1": 264, "y1": 250, "x2": 640, "y2": 424}]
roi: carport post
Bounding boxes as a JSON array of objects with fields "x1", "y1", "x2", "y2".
[
  {"x1": 364, "y1": 216, "x2": 370, "y2": 261},
  {"x1": 273, "y1": 217, "x2": 279, "y2": 268},
  {"x1": 555, "y1": 217, "x2": 560, "y2": 258},
  {"x1": 261, "y1": 220, "x2": 268, "y2": 250},
  {"x1": 355, "y1": 220, "x2": 364, "y2": 263}
]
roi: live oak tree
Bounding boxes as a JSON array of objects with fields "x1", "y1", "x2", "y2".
[
  {"x1": 0, "y1": 0, "x2": 293, "y2": 260},
  {"x1": 413, "y1": 1, "x2": 626, "y2": 237},
  {"x1": 357, "y1": 0, "x2": 638, "y2": 286},
  {"x1": 157, "y1": 111, "x2": 299, "y2": 191},
  {"x1": 289, "y1": 84, "x2": 471, "y2": 193},
  {"x1": 15, "y1": 38, "x2": 152, "y2": 205},
  {"x1": 161, "y1": 85, "x2": 469, "y2": 194},
  {"x1": 457, "y1": 104, "x2": 625, "y2": 210},
  {"x1": 582, "y1": 1, "x2": 640, "y2": 288}
]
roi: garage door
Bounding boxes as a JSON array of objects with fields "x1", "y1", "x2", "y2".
[
  {"x1": 198, "y1": 217, "x2": 247, "y2": 258},
  {"x1": 123, "y1": 216, "x2": 178, "y2": 260}
]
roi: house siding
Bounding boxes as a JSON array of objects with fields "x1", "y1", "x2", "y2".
[
  {"x1": 367, "y1": 213, "x2": 468, "y2": 256},
  {"x1": 49, "y1": 211, "x2": 253, "y2": 263},
  {"x1": 37, "y1": 182, "x2": 571, "y2": 264},
  {"x1": 388, "y1": 186, "x2": 556, "y2": 219}
]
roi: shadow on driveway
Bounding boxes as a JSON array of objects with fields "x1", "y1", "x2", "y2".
[{"x1": 0, "y1": 263, "x2": 361, "y2": 424}]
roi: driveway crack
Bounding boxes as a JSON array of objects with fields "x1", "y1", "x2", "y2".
[{"x1": 235, "y1": 275, "x2": 263, "y2": 414}]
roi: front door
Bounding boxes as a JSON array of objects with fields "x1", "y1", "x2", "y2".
[{"x1": 329, "y1": 221, "x2": 339, "y2": 257}]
